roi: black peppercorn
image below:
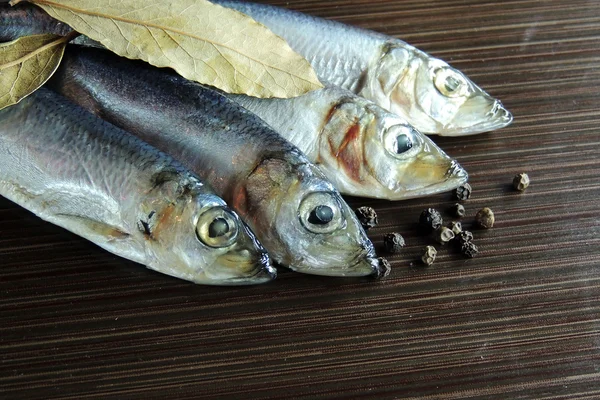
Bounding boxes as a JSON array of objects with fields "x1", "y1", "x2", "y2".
[
  {"x1": 374, "y1": 257, "x2": 392, "y2": 279},
  {"x1": 513, "y1": 173, "x2": 530, "y2": 191},
  {"x1": 355, "y1": 206, "x2": 378, "y2": 230},
  {"x1": 421, "y1": 245, "x2": 437, "y2": 266},
  {"x1": 419, "y1": 208, "x2": 443, "y2": 232},
  {"x1": 434, "y1": 226, "x2": 455, "y2": 245},
  {"x1": 450, "y1": 221, "x2": 462, "y2": 235},
  {"x1": 461, "y1": 241, "x2": 479, "y2": 258},
  {"x1": 451, "y1": 203, "x2": 466, "y2": 218},
  {"x1": 454, "y1": 183, "x2": 472, "y2": 200},
  {"x1": 456, "y1": 230, "x2": 474, "y2": 245},
  {"x1": 383, "y1": 232, "x2": 405, "y2": 254},
  {"x1": 475, "y1": 207, "x2": 495, "y2": 229}
]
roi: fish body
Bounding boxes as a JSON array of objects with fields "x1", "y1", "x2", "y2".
[
  {"x1": 46, "y1": 46, "x2": 382, "y2": 277},
  {"x1": 228, "y1": 86, "x2": 468, "y2": 200},
  {"x1": 215, "y1": 0, "x2": 513, "y2": 136},
  {"x1": 0, "y1": 88, "x2": 275, "y2": 285}
]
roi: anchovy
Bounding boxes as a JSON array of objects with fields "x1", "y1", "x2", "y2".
[
  {"x1": 0, "y1": 88, "x2": 275, "y2": 285},
  {"x1": 214, "y1": 0, "x2": 513, "y2": 136},
  {"x1": 227, "y1": 86, "x2": 468, "y2": 199},
  {"x1": 43, "y1": 46, "x2": 383, "y2": 277}
]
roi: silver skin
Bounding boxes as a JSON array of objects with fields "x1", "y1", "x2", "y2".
[
  {"x1": 215, "y1": 0, "x2": 513, "y2": 136},
  {"x1": 46, "y1": 46, "x2": 383, "y2": 277},
  {"x1": 228, "y1": 86, "x2": 468, "y2": 200},
  {"x1": 0, "y1": 89, "x2": 275, "y2": 285}
]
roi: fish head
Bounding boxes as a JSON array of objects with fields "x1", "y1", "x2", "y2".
[
  {"x1": 241, "y1": 155, "x2": 382, "y2": 277},
  {"x1": 317, "y1": 95, "x2": 468, "y2": 199},
  {"x1": 139, "y1": 177, "x2": 275, "y2": 285},
  {"x1": 360, "y1": 43, "x2": 512, "y2": 136}
]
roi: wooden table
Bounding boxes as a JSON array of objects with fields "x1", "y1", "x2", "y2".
[{"x1": 1, "y1": 0, "x2": 599, "y2": 398}]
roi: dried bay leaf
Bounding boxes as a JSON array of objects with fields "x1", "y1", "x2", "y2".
[
  {"x1": 0, "y1": 33, "x2": 73, "y2": 110},
  {"x1": 18, "y1": 0, "x2": 323, "y2": 98}
]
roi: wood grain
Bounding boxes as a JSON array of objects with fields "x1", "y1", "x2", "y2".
[{"x1": 1, "y1": 0, "x2": 600, "y2": 398}]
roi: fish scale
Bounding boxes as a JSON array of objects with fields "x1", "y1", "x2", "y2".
[
  {"x1": 236, "y1": 2, "x2": 380, "y2": 91},
  {"x1": 1, "y1": 92, "x2": 164, "y2": 200},
  {"x1": 215, "y1": 0, "x2": 385, "y2": 88}
]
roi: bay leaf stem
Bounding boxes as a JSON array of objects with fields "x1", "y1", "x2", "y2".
[{"x1": 1, "y1": 31, "x2": 79, "y2": 71}]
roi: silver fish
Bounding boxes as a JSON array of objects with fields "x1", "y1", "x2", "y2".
[
  {"x1": 215, "y1": 0, "x2": 513, "y2": 136},
  {"x1": 46, "y1": 46, "x2": 384, "y2": 278},
  {"x1": 227, "y1": 86, "x2": 468, "y2": 200},
  {"x1": 0, "y1": 88, "x2": 275, "y2": 285}
]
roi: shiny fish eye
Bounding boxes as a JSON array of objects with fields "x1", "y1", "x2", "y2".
[
  {"x1": 308, "y1": 205, "x2": 334, "y2": 225},
  {"x1": 383, "y1": 124, "x2": 421, "y2": 159},
  {"x1": 434, "y1": 67, "x2": 469, "y2": 98},
  {"x1": 196, "y1": 207, "x2": 239, "y2": 248},
  {"x1": 395, "y1": 134, "x2": 413, "y2": 154},
  {"x1": 208, "y1": 217, "x2": 229, "y2": 238},
  {"x1": 299, "y1": 192, "x2": 345, "y2": 234},
  {"x1": 444, "y1": 75, "x2": 461, "y2": 93}
]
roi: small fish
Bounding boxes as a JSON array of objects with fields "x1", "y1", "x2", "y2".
[
  {"x1": 0, "y1": 88, "x2": 276, "y2": 285},
  {"x1": 45, "y1": 46, "x2": 384, "y2": 278},
  {"x1": 214, "y1": 0, "x2": 513, "y2": 136},
  {"x1": 227, "y1": 86, "x2": 468, "y2": 200}
]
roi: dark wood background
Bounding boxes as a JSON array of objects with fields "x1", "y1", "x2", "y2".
[{"x1": 2, "y1": 0, "x2": 600, "y2": 398}]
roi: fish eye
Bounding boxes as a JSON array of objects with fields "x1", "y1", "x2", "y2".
[
  {"x1": 299, "y1": 192, "x2": 345, "y2": 234},
  {"x1": 395, "y1": 133, "x2": 413, "y2": 154},
  {"x1": 308, "y1": 205, "x2": 334, "y2": 225},
  {"x1": 434, "y1": 67, "x2": 469, "y2": 98},
  {"x1": 195, "y1": 206, "x2": 239, "y2": 248},
  {"x1": 383, "y1": 124, "x2": 421, "y2": 158}
]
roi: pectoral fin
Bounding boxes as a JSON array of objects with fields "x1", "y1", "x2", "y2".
[
  {"x1": 1, "y1": 180, "x2": 131, "y2": 242},
  {"x1": 52, "y1": 214, "x2": 130, "y2": 240}
]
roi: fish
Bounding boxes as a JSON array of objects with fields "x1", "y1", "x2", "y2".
[
  {"x1": 44, "y1": 46, "x2": 384, "y2": 278},
  {"x1": 1, "y1": 2, "x2": 510, "y2": 137},
  {"x1": 213, "y1": 0, "x2": 513, "y2": 136},
  {"x1": 0, "y1": 88, "x2": 276, "y2": 286},
  {"x1": 227, "y1": 86, "x2": 468, "y2": 200}
]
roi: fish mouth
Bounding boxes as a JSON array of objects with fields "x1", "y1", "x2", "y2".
[
  {"x1": 443, "y1": 160, "x2": 469, "y2": 186},
  {"x1": 216, "y1": 250, "x2": 276, "y2": 285},
  {"x1": 438, "y1": 160, "x2": 469, "y2": 191},
  {"x1": 442, "y1": 97, "x2": 513, "y2": 136},
  {"x1": 346, "y1": 253, "x2": 383, "y2": 278},
  {"x1": 398, "y1": 160, "x2": 468, "y2": 199},
  {"x1": 383, "y1": 128, "x2": 469, "y2": 201}
]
